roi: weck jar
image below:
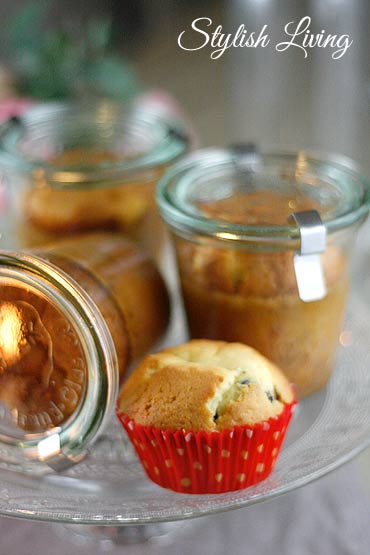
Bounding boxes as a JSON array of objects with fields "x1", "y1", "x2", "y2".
[
  {"x1": 0, "y1": 100, "x2": 189, "y2": 258},
  {"x1": 157, "y1": 147, "x2": 370, "y2": 398},
  {"x1": 0, "y1": 232, "x2": 170, "y2": 468}
]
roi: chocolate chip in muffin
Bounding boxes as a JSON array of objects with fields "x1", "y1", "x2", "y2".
[{"x1": 266, "y1": 391, "x2": 275, "y2": 402}]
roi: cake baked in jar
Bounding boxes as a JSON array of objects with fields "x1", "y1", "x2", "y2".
[
  {"x1": 157, "y1": 148, "x2": 370, "y2": 397},
  {"x1": 0, "y1": 101, "x2": 189, "y2": 259},
  {"x1": 0, "y1": 232, "x2": 170, "y2": 467},
  {"x1": 36, "y1": 232, "x2": 170, "y2": 369}
]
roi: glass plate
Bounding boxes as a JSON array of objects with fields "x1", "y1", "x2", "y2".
[{"x1": 0, "y1": 238, "x2": 370, "y2": 525}]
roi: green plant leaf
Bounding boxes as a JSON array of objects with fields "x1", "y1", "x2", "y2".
[
  {"x1": 82, "y1": 56, "x2": 139, "y2": 100},
  {"x1": 5, "y1": 0, "x2": 139, "y2": 101},
  {"x1": 5, "y1": 0, "x2": 52, "y2": 54},
  {"x1": 86, "y1": 18, "x2": 112, "y2": 54}
]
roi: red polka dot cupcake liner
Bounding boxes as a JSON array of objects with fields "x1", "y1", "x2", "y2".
[{"x1": 117, "y1": 400, "x2": 296, "y2": 494}]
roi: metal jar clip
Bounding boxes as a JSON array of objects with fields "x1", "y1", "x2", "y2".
[
  {"x1": 291, "y1": 210, "x2": 327, "y2": 302},
  {"x1": 230, "y1": 142, "x2": 261, "y2": 186}
]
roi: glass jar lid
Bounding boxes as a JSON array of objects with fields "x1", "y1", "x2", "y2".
[
  {"x1": 157, "y1": 147, "x2": 370, "y2": 246},
  {"x1": 0, "y1": 100, "x2": 189, "y2": 188},
  {"x1": 0, "y1": 251, "x2": 118, "y2": 470}
]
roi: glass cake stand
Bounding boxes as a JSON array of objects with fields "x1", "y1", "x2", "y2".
[{"x1": 1, "y1": 235, "x2": 370, "y2": 545}]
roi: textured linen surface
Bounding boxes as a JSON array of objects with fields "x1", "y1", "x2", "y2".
[{"x1": 0, "y1": 462, "x2": 369, "y2": 555}]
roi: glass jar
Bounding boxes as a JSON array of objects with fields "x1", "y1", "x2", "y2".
[
  {"x1": 157, "y1": 148, "x2": 370, "y2": 398},
  {"x1": 0, "y1": 100, "x2": 189, "y2": 258},
  {"x1": 0, "y1": 232, "x2": 170, "y2": 467}
]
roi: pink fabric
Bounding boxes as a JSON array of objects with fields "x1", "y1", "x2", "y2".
[
  {"x1": 137, "y1": 90, "x2": 199, "y2": 147},
  {"x1": 0, "y1": 97, "x2": 33, "y2": 123}
]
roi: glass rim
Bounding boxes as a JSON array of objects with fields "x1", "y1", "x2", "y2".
[
  {"x1": 0, "y1": 100, "x2": 189, "y2": 188},
  {"x1": 0, "y1": 251, "x2": 119, "y2": 468},
  {"x1": 157, "y1": 147, "x2": 370, "y2": 244}
]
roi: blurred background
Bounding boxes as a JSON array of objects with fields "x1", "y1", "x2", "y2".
[
  {"x1": 0, "y1": 0, "x2": 369, "y2": 553},
  {"x1": 0, "y1": 0, "x2": 368, "y2": 169}
]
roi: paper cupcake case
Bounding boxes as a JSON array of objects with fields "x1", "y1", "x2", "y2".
[{"x1": 118, "y1": 400, "x2": 296, "y2": 494}]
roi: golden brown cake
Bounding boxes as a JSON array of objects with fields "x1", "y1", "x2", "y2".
[
  {"x1": 37, "y1": 232, "x2": 171, "y2": 367},
  {"x1": 173, "y1": 190, "x2": 349, "y2": 398},
  {"x1": 0, "y1": 233, "x2": 170, "y2": 434},
  {"x1": 118, "y1": 339, "x2": 294, "y2": 432},
  {"x1": 19, "y1": 149, "x2": 166, "y2": 258},
  {"x1": 24, "y1": 150, "x2": 150, "y2": 230}
]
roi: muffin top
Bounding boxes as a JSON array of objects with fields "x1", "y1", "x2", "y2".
[{"x1": 118, "y1": 340, "x2": 294, "y2": 432}]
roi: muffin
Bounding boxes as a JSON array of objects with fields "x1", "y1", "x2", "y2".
[{"x1": 117, "y1": 340, "x2": 296, "y2": 493}]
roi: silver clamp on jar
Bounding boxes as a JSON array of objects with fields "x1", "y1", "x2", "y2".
[
  {"x1": 230, "y1": 142, "x2": 261, "y2": 182},
  {"x1": 291, "y1": 210, "x2": 327, "y2": 302}
]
